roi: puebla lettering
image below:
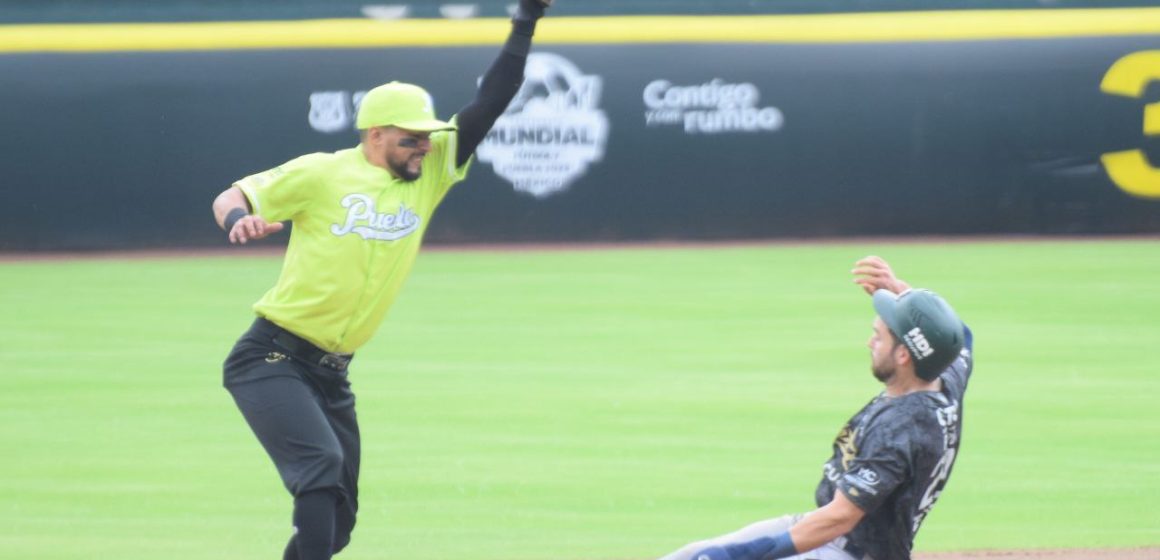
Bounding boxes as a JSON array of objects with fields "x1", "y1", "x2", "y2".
[{"x1": 330, "y1": 194, "x2": 422, "y2": 241}]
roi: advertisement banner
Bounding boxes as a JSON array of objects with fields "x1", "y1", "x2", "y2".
[{"x1": 1, "y1": 36, "x2": 1159, "y2": 250}]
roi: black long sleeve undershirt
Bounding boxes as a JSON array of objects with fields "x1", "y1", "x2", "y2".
[{"x1": 454, "y1": 19, "x2": 536, "y2": 168}]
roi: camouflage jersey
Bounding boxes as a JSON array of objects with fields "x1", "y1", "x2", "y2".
[{"x1": 814, "y1": 327, "x2": 974, "y2": 560}]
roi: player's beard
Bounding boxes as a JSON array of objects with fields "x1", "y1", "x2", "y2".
[
  {"x1": 871, "y1": 351, "x2": 897, "y2": 383},
  {"x1": 389, "y1": 158, "x2": 423, "y2": 181},
  {"x1": 871, "y1": 363, "x2": 895, "y2": 383},
  {"x1": 386, "y1": 151, "x2": 425, "y2": 181}
]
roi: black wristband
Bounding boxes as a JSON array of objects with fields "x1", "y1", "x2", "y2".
[
  {"x1": 512, "y1": 0, "x2": 545, "y2": 23},
  {"x1": 223, "y1": 207, "x2": 248, "y2": 233}
]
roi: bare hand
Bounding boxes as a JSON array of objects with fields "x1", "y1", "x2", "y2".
[
  {"x1": 852, "y1": 255, "x2": 910, "y2": 295},
  {"x1": 229, "y1": 215, "x2": 284, "y2": 245}
]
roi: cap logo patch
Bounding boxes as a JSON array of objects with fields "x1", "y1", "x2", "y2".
[{"x1": 905, "y1": 327, "x2": 935, "y2": 359}]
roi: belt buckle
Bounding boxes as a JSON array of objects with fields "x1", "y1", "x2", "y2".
[{"x1": 319, "y1": 353, "x2": 350, "y2": 370}]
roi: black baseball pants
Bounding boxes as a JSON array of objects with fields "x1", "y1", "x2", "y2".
[{"x1": 223, "y1": 318, "x2": 361, "y2": 559}]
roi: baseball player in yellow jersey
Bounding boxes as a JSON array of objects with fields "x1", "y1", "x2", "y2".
[{"x1": 210, "y1": 2, "x2": 553, "y2": 558}]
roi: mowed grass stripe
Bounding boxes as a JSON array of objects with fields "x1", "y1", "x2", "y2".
[{"x1": 0, "y1": 239, "x2": 1157, "y2": 559}]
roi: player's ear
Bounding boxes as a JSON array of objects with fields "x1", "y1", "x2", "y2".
[
  {"x1": 364, "y1": 126, "x2": 387, "y2": 145},
  {"x1": 893, "y1": 340, "x2": 912, "y2": 368}
]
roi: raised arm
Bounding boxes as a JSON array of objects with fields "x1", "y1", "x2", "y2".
[
  {"x1": 455, "y1": 0, "x2": 552, "y2": 167},
  {"x1": 852, "y1": 255, "x2": 911, "y2": 295}
]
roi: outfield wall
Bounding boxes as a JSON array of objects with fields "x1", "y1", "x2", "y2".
[
  {"x1": 6, "y1": 0, "x2": 1160, "y2": 23},
  {"x1": 2, "y1": 10, "x2": 1160, "y2": 250}
]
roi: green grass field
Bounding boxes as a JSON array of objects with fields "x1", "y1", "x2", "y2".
[{"x1": 1, "y1": 239, "x2": 1158, "y2": 559}]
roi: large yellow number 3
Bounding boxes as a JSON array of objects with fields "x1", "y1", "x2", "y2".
[{"x1": 1101, "y1": 51, "x2": 1160, "y2": 199}]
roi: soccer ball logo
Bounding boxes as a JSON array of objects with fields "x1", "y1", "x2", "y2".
[{"x1": 506, "y1": 53, "x2": 602, "y2": 116}]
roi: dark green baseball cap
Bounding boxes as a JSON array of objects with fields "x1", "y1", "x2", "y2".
[{"x1": 872, "y1": 289, "x2": 965, "y2": 380}]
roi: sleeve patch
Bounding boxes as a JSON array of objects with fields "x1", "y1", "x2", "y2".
[{"x1": 845, "y1": 467, "x2": 883, "y2": 496}]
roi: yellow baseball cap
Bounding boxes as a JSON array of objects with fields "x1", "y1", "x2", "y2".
[{"x1": 356, "y1": 81, "x2": 456, "y2": 132}]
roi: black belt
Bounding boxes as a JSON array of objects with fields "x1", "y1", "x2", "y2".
[{"x1": 255, "y1": 317, "x2": 353, "y2": 371}]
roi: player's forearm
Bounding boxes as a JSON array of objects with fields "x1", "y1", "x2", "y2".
[
  {"x1": 454, "y1": 15, "x2": 539, "y2": 165},
  {"x1": 212, "y1": 186, "x2": 250, "y2": 230},
  {"x1": 787, "y1": 498, "x2": 863, "y2": 554}
]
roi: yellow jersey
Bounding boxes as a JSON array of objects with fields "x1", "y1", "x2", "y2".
[{"x1": 236, "y1": 126, "x2": 470, "y2": 353}]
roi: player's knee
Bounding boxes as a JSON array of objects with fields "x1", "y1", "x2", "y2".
[
  {"x1": 316, "y1": 447, "x2": 344, "y2": 474},
  {"x1": 307, "y1": 445, "x2": 345, "y2": 484},
  {"x1": 292, "y1": 448, "x2": 345, "y2": 495}
]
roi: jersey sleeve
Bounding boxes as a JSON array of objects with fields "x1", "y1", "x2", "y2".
[
  {"x1": 836, "y1": 422, "x2": 912, "y2": 514},
  {"x1": 939, "y1": 324, "x2": 975, "y2": 394},
  {"x1": 431, "y1": 115, "x2": 474, "y2": 199},
  {"x1": 234, "y1": 153, "x2": 327, "y2": 223}
]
